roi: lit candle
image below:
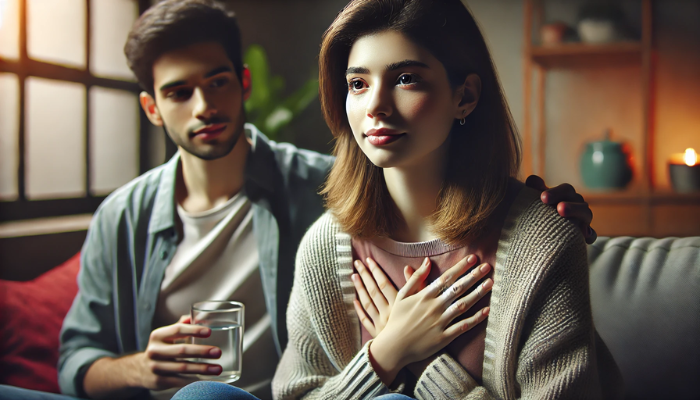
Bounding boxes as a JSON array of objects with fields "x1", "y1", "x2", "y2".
[{"x1": 669, "y1": 148, "x2": 700, "y2": 193}]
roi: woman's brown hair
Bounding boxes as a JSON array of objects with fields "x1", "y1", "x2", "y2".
[{"x1": 320, "y1": 0, "x2": 521, "y2": 244}]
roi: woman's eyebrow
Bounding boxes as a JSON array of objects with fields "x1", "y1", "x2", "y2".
[
  {"x1": 386, "y1": 59, "x2": 429, "y2": 71},
  {"x1": 345, "y1": 60, "x2": 429, "y2": 76},
  {"x1": 346, "y1": 66, "x2": 369, "y2": 75}
]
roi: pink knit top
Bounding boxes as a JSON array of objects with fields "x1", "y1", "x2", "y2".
[{"x1": 351, "y1": 180, "x2": 520, "y2": 383}]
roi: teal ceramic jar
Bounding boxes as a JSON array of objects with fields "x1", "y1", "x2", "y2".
[{"x1": 580, "y1": 139, "x2": 632, "y2": 190}]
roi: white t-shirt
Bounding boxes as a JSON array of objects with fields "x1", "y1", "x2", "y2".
[{"x1": 152, "y1": 191, "x2": 278, "y2": 399}]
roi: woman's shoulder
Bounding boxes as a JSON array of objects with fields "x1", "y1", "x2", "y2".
[
  {"x1": 501, "y1": 184, "x2": 585, "y2": 257},
  {"x1": 296, "y1": 211, "x2": 348, "y2": 274},
  {"x1": 299, "y1": 211, "x2": 342, "y2": 250}
]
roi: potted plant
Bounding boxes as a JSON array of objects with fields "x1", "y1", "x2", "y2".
[{"x1": 243, "y1": 44, "x2": 319, "y2": 141}]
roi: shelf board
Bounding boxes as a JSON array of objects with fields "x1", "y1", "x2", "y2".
[
  {"x1": 583, "y1": 190, "x2": 700, "y2": 205},
  {"x1": 530, "y1": 42, "x2": 644, "y2": 68}
]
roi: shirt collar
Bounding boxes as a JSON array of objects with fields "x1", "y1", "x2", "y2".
[
  {"x1": 148, "y1": 152, "x2": 180, "y2": 234},
  {"x1": 243, "y1": 123, "x2": 277, "y2": 195},
  {"x1": 148, "y1": 123, "x2": 277, "y2": 235}
]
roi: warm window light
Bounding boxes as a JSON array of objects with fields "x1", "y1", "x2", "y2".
[
  {"x1": 684, "y1": 148, "x2": 698, "y2": 167},
  {"x1": 0, "y1": 0, "x2": 5, "y2": 29}
]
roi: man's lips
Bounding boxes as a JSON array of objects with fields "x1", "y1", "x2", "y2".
[
  {"x1": 364, "y1": 128, "x2": 405, "y2": 146},
  {"x1": 191, "y1": 123, "x2": 227, "y2": 139}
]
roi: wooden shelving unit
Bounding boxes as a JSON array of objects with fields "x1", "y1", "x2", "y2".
[
  {"x1": 530, "y1": 42, "x2": 643, "y2": 68},
  {"x1": 522, "y1": 0, "x2": 700, "y2": 237}
]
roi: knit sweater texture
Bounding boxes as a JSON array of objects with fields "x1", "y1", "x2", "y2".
[{"x1": 272, "y1": 187, "x2": 623, "y2": 399}]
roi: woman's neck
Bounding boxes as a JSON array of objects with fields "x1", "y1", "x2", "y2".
[{"x1": 384, "y1": 145, "x2": 448, "y2": 243}]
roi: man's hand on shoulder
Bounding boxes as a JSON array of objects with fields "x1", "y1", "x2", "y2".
[
  {"x1": 525, "y1": 175, "x2": 597, "y2": 244},
  {"x1": 83, "y1": 316, "x2": 223, "y2": 399}
]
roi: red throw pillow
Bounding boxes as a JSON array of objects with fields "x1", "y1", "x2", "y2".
[{"x1": 0, "y1": 253, "x2": 80, "y2": 393}]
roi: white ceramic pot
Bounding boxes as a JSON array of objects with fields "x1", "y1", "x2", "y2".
[{"x1": 578, "y1": 19, "x2": 618, "y2": 43}]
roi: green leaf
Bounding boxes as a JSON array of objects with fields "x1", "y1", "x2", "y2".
[{"x1": 242, "y1": 44, "x2": 318, "y2": 141}]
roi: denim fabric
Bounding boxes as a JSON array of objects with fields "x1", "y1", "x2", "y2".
[
  {"x1": 57, "y1": 124, "x2": 333, "y2": 397},
  {"x1": 0, "y1": 386, "x2": 79, "y2": 400},
  {"x1": 172, "y1": 382, "x2": 260, "y2": 400}
]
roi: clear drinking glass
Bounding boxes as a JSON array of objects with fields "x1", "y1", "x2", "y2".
[{"x1": 191, "y1": 301, "x2": 244, "y2": 383}]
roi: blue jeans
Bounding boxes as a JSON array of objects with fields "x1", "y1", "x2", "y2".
[
  {"x1": 0, "y1": 386, "x2": 80, "y2": 400},
  {"x1": 170, "y1": 382, "x2": 415, "y2": 400},
  {"x1": 171, "y1": 382, "x2": 260, "y2": 400}
]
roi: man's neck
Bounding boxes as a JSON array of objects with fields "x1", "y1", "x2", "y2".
[{"x1": 176, "y1": 133, "x2": 251, "y2": 213}]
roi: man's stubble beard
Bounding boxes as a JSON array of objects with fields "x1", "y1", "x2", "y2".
[{"x1": 163, "y1": 109, "x2": 247, "y2": 161}]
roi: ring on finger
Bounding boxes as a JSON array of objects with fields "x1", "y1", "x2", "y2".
[{"x1": 441, "y1": 281, "x2": 461, "y2": 302}]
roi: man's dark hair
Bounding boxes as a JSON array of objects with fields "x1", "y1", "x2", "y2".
[{"x1": 124, "y1": 0, "x2": 244, "y2": 95}]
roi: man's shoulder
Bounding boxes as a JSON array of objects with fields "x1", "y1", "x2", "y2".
[
  {"x1": 247, "y1": 124, "x2": 334, "y2": 181},
  {"x1": 93, "y1": 160, "x2": 173, "y2": 221}
]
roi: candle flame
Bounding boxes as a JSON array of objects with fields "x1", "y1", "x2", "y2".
[{"x1": 685, "y1": 148, "x2": 697, "y2": 167}]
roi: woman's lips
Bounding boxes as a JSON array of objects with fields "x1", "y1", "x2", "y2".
[{"x1": 364, "y1": 128, "x2": 405, "y2": 146}]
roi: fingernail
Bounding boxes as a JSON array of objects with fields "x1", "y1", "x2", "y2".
[
  {"x1": 207, "y1": 365, "x2": 221, "y2": 374},
  {"x1": 423, "y1": 257, "x2": 430, "y2": 267},
  {"x1": 480, "y1": 263, "x2": 490, "y2": 273},
  {"x1": 354, "y1": 260, "x2": 362, "y2": 268},
  {"x1": 467, "y1": 254, "x2": 476, "y2": 264},
  {"x1": 482, "y1": 279, "x2": 493, "y2": 289},
  {"x1": 209, "y1": 347, "x2": 221, "y2": 357},
  {"x1": 483, "y1": 307, "x2": 490, "y2": 316},
  {"x1": 199, "y1": 328, "x2": 210, "y2": 335},
  {"x1": 351, "y1": 273, "x2": 358, "y2": 281}
]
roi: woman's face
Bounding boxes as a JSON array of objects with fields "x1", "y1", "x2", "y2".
[{"x1": 345, "y1": 30, "x2": 461, "y2": 169}]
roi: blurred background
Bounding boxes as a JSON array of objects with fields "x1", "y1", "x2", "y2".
[{"x1": 0, "y1": 0, "x2": 699, "y2": 280}]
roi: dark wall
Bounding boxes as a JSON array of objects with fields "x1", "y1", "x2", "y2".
[{"x1": 224, "y1": 0, "x2": 349, "y2": 155}]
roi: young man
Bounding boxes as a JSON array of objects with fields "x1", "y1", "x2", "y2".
[
  {"x1": 57, "y1": 2, "x2": 333, "y2": 399},
  {"x1": 0, "y1": 1, "x2": 595, "y2": 400}
]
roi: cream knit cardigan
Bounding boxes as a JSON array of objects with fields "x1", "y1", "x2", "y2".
[{"x1": 272, "y1": 187, "x2": 623, "y2": 399}]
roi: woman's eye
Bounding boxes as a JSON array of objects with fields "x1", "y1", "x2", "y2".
[
  {"x1": 398, "y1": 74, "x2": 417, "y2": 85},
  {"x1": 348, "y1": 80, "x2": 366, "y2": 92}
]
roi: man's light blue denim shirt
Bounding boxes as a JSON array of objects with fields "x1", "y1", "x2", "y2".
[{"x1": 58, "y1": 124, "x2": 333, "y2": 398}]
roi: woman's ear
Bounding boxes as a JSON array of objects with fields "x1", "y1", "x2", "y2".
[
  {"x1": 140, "y1": 92, "x2": 163, "y2": 126},
  {"x1": 453, "y1": 73, "x2": 482, "y2": 120}
]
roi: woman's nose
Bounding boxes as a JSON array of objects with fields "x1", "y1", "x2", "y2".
[{"x1": 365, "y1": 84, "x2": 392, "y2": 119}]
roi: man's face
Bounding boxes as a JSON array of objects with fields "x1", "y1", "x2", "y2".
[{"x1": 145, "y1": 41, "x2": 248, "y2": 160}]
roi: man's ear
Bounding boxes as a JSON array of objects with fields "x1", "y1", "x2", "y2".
[
  {"x1": 453, "y1": 73, "x2": 482, "y2": 120},
  {"x1": 242, "y1": 66, "x2": 251, "y2": 101},
  {"x1": 140, "y1": 91, "x2": 163, "y2": 126}
]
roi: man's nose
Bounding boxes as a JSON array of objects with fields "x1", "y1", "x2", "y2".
[
  {"x1": 192, "y1": 87, "x2": 217, "y2": 120},
  {"x1": 365, "y1": 83, "x2": 392, "y2": 120}
]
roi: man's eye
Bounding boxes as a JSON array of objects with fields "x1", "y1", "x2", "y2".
[
  {"x1": 168, "y1": 89, "x2": 192, "y2": 99},
  {"x1": 211, "y1": 78, "x2": 228, "y2": 88}
]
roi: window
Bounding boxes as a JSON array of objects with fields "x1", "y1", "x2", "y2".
[{"x1": 0, "y1": 0, "x2": 158, "y2": 221}]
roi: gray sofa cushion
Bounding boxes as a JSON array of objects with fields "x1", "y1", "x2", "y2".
[{"x1": 588, "y1": 237, "x2": 700, "y2": 400}]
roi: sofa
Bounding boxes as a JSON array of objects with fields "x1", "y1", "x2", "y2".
[
  {"x1": 1, "y1": 237, "x2": 698, "y2": 399},
  {"x1": 588, "y1": 236, "x2": 700, "y2": 399}
]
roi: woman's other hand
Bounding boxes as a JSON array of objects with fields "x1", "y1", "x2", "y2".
[
  {"x1": 352, "y1": 258, "x2": 427, "y2": 337},
  {"x1": 368, "y1": 255, "x2": 492, "y2": 385},
  {"x1": 526, "y1": 174, "x2": 597, "y2": 244}
]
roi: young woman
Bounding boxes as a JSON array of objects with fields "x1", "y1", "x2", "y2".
[{"x1": 272, "y1": 0, "x2": 622, "y2": 399}]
